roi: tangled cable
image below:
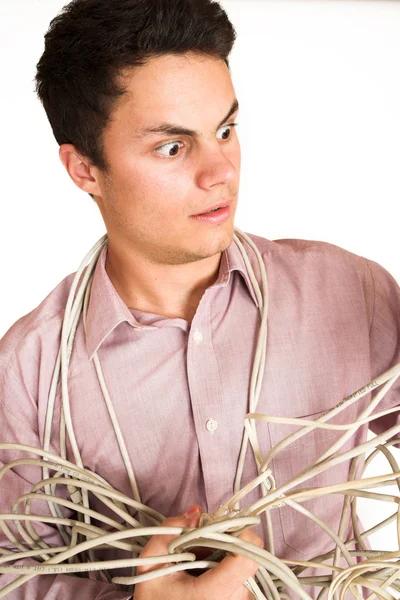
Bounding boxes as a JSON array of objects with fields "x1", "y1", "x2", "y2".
[{"x1": 0, "y1": 227, "x2": 399, "y2": 600}]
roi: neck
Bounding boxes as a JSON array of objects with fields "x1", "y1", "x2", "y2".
[{"x1": 105, "y1": 240, "x2": 223, "y2": 323}]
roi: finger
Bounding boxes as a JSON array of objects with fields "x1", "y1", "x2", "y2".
[
  {"x1": 195, "y1": 527, "x2": 263, "y2": 598},
  {"x1": 234, "y1": 527, "x2": 264, "y2": 553},
  {"x1": 137, "y1": 506, "x2": 202, "y2": 576}
]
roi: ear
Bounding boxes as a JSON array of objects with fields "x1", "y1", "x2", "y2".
[{"x1": 59, "y1": 144, "x2": 102, "y2": 196}]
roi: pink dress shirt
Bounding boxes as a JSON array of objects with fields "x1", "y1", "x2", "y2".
[{"x1": 0, "y1": 231, "x2": 399, "y2": 599}]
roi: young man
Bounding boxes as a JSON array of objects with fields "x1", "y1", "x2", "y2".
[{"x1": 0, "y1": 0, "x2": 399, "y2": 598}]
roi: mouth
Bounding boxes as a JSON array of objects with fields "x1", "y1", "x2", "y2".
[
  {"x1": 192, "y1": 200, "x2": 232, "y2": 217},
  {"x1": 190, "y1": 203, "x2": 232, "y2": 224}
]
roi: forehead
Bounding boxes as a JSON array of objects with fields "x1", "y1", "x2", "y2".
[{"x1": 112, "y1": 53, "x2": 236, "y2": 135}]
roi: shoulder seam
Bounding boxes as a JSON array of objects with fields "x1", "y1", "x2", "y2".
[
  {"x1": 0, "y1": 308, "x2": 65, "y2": 385},
  {"x1": 364, "y1": 258, "x2": 376, "y2": 337}
]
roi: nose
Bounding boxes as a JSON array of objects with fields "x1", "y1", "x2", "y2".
[{"x1": 195, "y1": 141, "x2": 238, "y2": 190}]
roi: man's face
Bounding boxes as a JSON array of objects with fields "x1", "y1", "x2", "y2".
[{"x1": 94, "y1": 52, "x2": 241, "y2": 266}]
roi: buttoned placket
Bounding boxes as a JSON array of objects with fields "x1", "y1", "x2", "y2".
[{"x1": 186, "y1": 288, "x2": 227, "y2": 515}]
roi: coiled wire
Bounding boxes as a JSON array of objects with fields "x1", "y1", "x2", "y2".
[{"x1": 0, "y1": 227, "x2": 399, "y2": 600}]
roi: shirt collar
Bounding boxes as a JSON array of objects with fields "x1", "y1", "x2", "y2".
[{"x1": 85, "y1": 234, "x2": 259, "y2": 359}]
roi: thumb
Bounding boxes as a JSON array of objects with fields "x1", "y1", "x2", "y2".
[
  {"x1": 136, "y1": 505, "x2": 202, "y2": 576},
  {"x1": 182, "y1": 504, "x2": 203, "y2": 529}
]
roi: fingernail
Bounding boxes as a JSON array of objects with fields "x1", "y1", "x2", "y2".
[{"x1": 184, "y1": 504, "x2": 201, "y2": 519}]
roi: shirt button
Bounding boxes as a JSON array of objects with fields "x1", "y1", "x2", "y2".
[
  {"x1": 193, "y1": 329, "x2": 203, "y2": 344},
  {"x1": 206, "y1": 419, "x2": 218, "y2": 434}
]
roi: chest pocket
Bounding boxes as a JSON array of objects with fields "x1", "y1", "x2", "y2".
[{"x1": 266, "y1": 405, "x2": 361, "y2": 557}]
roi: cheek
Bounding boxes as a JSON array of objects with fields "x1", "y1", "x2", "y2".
[
  {"x1": 111, "y1": 169, "x2": 190, "y2": 226},
  {"x1": 140, "y1": 169, "x2": 194, "y2": 216},
  {"x1": 108, "y1": 144, "x2": 194, "y2": 217}
]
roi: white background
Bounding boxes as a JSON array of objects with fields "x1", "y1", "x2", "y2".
[{"x1": 0, "y1": 0, "x2": 399, "y2": 584}]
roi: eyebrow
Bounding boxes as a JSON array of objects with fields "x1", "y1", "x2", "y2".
[{"x1": 135, "y1": 98, "x2": 239, "y2": 140}]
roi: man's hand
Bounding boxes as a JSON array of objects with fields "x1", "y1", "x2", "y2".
[{"x1": 134, "y1": 505, "x2": 263, "y2": 599}]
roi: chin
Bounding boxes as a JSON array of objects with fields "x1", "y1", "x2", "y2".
[
  {"x1": 196, "y1": 228, "x2": 234, "y2": 259},
  {"x1": 215, "y1": 222, "x2": 235, "y2": 247}
]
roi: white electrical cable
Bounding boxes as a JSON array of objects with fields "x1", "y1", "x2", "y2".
[{"x1": 0, "y1": 227, "x2": 399, "y2": 600}]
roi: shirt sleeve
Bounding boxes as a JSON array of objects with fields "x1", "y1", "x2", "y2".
[
  {"x1": 0, "y1": 347, "x2": 133, "y2": 599},
  {"x1": 364, "y1": 257, "x2": 400, "y2": 440}
]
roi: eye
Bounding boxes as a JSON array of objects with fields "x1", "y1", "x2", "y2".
[
  {"x1": 216, "y1": 122, "x2": 239, "y2": 141},
  {"x1": 154, "y1": 122, "x2": 239, "y2": 158}
]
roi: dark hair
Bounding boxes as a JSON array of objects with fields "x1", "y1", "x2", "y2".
[{"x1": 35, "y1": 0, "x2": 237, "y2": 181}]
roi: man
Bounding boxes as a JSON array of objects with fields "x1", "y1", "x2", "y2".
[{"x1": 0, "y1": 0, "x2": 399, "y2": 598}]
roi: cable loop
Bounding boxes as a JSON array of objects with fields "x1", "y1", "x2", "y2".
[{"x1": 1, "y1": 229, "x2": 400, "y2": 599}]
